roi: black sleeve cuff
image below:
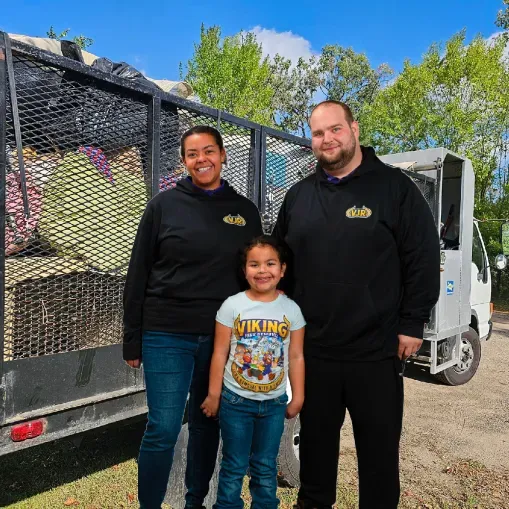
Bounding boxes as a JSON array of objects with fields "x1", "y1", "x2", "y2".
[
  {"x1": 123, "y1": 330, "x2": 142, "y2": 360},
  {"x1": 398, "y1": 318, "x2": 424, "y2": 340}
]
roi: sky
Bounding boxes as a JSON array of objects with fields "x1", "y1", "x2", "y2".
[{"x1": 1, "y1": 0, "x2": 505, "y2": 81}]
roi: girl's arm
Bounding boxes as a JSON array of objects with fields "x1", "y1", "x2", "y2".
[
  {"x1": 286, "y1": 326, "x2": 305, "y2": 419},
  {"x1": 201, "y1": 322, "x2": 232, "y2": 418}
]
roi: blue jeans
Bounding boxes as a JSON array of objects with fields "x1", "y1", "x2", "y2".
[
  {"x1": 138, "y1": 331, "x2": 220, "y2": 509},
  {"x1": 214, "y1": 387, "x2": 288, "y2": 509}
]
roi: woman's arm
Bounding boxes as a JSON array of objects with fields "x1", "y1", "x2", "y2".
[
  {"x1": 123, "y1": 202, "x2": 159, "y2": 364},
  {"x1": 286, "y1": 326, "x2": 305, "y2": 419},
  {"x1": 201, "y1": 322, "x2": 232, "y2": 418}
]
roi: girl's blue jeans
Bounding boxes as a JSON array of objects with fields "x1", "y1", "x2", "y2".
[{"x1": 213, "y1": 387, "x2": 288, "y2": 509}]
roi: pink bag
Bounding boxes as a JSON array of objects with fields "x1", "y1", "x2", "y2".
[{"x1": 5, "y1": 170, "x2": 42, "y2": 255}]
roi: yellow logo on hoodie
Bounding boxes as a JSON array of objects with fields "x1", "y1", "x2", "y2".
[
  {"x1": 223, "y1": 214, "x2": 246, "y2": 226},
  {"x1": 346, "y1": 205, "x2": 372, "y2": 219}
]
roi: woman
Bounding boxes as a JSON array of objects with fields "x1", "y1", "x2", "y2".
[{"x1": 123, "y1": 125, "x2": 263, "y2": 509}]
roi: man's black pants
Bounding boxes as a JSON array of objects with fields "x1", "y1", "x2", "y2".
[{"x1": 297, "y1": 355, "x2": 404, "y2": 509}]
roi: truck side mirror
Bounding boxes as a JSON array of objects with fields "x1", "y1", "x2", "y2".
[{"x1": 495, "y1": 254, "x2": 507, "y2": 270}]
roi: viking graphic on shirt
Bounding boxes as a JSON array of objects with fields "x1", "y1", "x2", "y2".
[{"x1": 231, "y1": 314, "x2": 289, "y2": 393}]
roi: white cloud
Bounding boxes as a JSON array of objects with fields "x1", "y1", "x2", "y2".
[
  {"x1": 131, "y1": 55, "x2": 148, "y2": 76},
  {"x1": 250, "y1": 26, "x2": 316, "y2": 64}
]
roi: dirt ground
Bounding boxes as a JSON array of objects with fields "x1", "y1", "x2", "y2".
[{"x1": 334, "y1": 313, "x2": 509, "y2": 508}]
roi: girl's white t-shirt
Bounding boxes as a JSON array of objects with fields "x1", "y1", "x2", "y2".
[{"x1": 216, "y1": 292, "x2": 306, "y2": 401}]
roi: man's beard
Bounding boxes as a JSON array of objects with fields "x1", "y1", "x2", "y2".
[{"x1": 316, "y1": 133, "x2": 357, "y2": 172}]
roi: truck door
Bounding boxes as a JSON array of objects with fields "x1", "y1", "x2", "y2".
[{"x1": 470, "y1": 221, "x2": 491, "y2": 338}]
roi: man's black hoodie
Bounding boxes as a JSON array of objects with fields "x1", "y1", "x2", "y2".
[
  {"x1": 123, "y1": 178, "x2": 262, "y2": 360},
  {"x1": 273, "y1": 146, "x2": 440, "y2": 361}
]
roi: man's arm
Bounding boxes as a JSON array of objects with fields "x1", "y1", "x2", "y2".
[
  {"x1": 396, "y1": 177, "x2": 441, "y2": 358},
  {"x1": 272, "y1": 195, "x2": 295, "y2": 296},
  {"x1": 287, "y1": 326, "x2": 305, "y2": 419}
]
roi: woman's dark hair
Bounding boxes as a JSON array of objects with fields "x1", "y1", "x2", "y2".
[
  {"x1": 240, "y1": 235, "x2": 287, "y2": 266},
  {"x1": 180, "y1": 125, "x2": 225, "y2": 159}
]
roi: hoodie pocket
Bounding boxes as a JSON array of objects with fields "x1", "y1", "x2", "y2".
[{"x1": 298, "y1": 282, "x2": 382, "y2": 344}]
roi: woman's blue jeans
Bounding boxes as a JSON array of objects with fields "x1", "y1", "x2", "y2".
[{"x1": 138, "y1": 331, "x2": 220, "y2": 509}]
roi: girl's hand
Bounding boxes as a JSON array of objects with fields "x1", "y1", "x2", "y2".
[
  {"x1": 126, "y1": 359, "x2": 141, "y2": 369},
  {"x1": 286, "y1": 399, "x2": 303, "y2": 419},
  {"x1": 201, "y1": 394, "x2": 220, "y2": 418}
]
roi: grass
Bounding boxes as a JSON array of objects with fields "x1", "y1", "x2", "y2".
[
  {"x1": 1, "y1": 423, "x2": 508, "y2": 509},
  {"x1": 0, "y1": 420, "x2": 146, "y2": 509},
  {"x1": 492, "y1": 296, "x2": 509, "y2": 312}
]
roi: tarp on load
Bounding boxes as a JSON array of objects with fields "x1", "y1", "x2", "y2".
[{"x1": 38, "y1": 149, "x2": 148, "y2": 273}]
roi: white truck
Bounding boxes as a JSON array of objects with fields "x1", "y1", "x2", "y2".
[{"x1": 380, "y1": 148, "x2": 494, "y2": 386}]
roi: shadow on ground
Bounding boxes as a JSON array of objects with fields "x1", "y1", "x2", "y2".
[{"x1": 0, "y1": 417, "x2": 146, "y2": 506}]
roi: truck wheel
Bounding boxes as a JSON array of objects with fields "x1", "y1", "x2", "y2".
[
  {"x1": 434, "y1": 327, "x2": 481, "y2": 386},
  {"x1": 277, "y1": 415, "x2": 301, "y2": 488}
]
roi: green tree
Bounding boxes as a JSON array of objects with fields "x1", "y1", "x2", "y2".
[
  {"x1": 362, "y1": 31, "x2": 509, "y2": 206},
  {"x1": 319, "y1": 45, "x2": 393, "y2": 129},
  {"x1": 46, "y1": 26, "x2": 94, "y2": 49},
  {"x1": 181, "y1": 25, "x2": 275, "y2": 125},
  {"x1": 269, "y1": 54, "x2": 322, "y2": 136},
  {"x1": 269, "y1": 45, "x2": 392, "y2": 137},
  {"x1": 496, "y1": 0, "x2": 509, "y2": 34}
]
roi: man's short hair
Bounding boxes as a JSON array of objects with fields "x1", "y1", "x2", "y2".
[{"x1": 310, "y1": 100, "x2": 355, "y2": 125}]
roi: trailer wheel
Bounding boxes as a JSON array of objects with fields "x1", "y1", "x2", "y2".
[
  {"x1": 434, "y1": 327, "x2": 481, "y2": 386},
  {"x1": 164, "y1": 423, "x2": 221, "y2": 508},
  {"x1": 277, "y1": 415, "x2": 301, "y2": 488}
]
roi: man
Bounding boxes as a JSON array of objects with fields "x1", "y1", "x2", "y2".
[{"x1": 272, "y1": 100, "x2": 440, "y2": 509}]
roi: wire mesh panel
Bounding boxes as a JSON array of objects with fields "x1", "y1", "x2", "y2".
[
  {"x1": 3, "y1": 51, "x2": 152, "y2": 360},
  {"x1": 404, "y1": 171, "x2": 437, "y2": 219},
  {"x1": 1, "y1": 44, "x2": 261, "y2": 362},
  {"x1": 261, "y1": 130, "x2": 315, "y2": 233}
]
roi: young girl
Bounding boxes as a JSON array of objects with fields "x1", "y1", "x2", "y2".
[{"x1": 201, "y1": 235, "x2": 305, "y2": 509}]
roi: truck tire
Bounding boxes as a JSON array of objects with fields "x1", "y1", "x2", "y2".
[
  {"x1": 434, "y1": 327, "x2": 481, "y2": 386},
  {"x1": 277, "y1": 415, "x2": 301, "y2": 488}
]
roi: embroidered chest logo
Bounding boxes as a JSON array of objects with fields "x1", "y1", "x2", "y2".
[
  {"x1": 346, "y1": 205, "x2": 372, "y2": 219},
  {"x1": 223, "y1": 214, "x2": 246, "y2": 226}
]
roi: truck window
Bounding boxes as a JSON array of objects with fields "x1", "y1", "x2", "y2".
[{"x1": 472, "y1": 223, "x2": 487, "y2": 281}]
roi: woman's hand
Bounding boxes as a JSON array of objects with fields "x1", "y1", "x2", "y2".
[
  {"x1": 286, "y1": 398, "x2": 303, "y2": 419},
  {"x1": 201, "y1": 394, "x2": 221, "y2": 418},
  {"x1": 126, "y1": 359, "x2": 141, "y2": 369}
]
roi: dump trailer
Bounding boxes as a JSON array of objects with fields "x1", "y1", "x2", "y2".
[{"x1": 0, "y1": 33, "x2": 314, "y2": 471}]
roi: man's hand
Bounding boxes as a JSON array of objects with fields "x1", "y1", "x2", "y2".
[
  {"x1": 286, "y1": 398, "x2": 303, "y2": 419},
  {"x1": 201, "y1": 394, "x2": 220, "y2": 418},
  {"x1": 126, "y1": 359, "x2": 141, "y2": 369},
  {"x1": 398, "y1": 335, "x2": 423, "y2": 360}
]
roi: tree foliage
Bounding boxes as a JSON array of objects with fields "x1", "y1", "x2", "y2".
[
  {"x1": 46, "y1": 26, "x2": 94, "y2": 49},
  {"x1": 269, "y1": 45, "x2": 391, "y2": 137},
  {"x1": 181, "y1": 25, "x2": 275, "y2": 125},
  {"x1": 362, "y1": 31, "x2": 509, "y2": 206},
  {"x1": 496, "y1": 0, "x2": 509, "y2": 34}
]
